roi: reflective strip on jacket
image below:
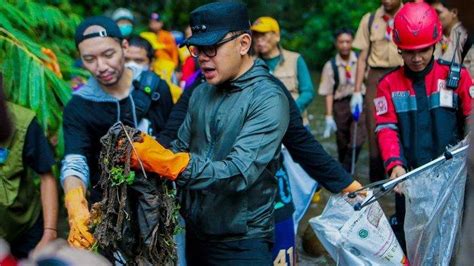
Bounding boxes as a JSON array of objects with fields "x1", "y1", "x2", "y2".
[{"x1": 375, "y1": 59, "x2": 472, "y2": 172}]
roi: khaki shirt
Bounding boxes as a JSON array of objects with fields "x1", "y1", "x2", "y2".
[
  {"x1": 464, "y1": 47, "x2": 474, "y2": 80},
  {"x1": 434, "y1": 22, "x2": 474, "y2": 79},
  {"x1": 352, "y1": 6, "x2": 404, "y2": 68},
  {"x1": 319, "y1": 51, "x2": 366, "y2": 100}
]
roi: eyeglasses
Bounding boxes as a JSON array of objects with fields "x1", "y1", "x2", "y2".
[{"x1": 187, "y1": 33, "x2": 244, "y2": 58}]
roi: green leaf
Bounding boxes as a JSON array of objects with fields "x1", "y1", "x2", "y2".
[
  {"x1": 28, "y1": 61, "x2": 41, "y2": 111},
  {"x1": 0, "y1": 12, "x2": 13, "y2": 31},
  {"x1": 39, "y1": 70, "x2": 50, "y2": 132},
  {"x1": 45, "y1": 69, "x2": 72, "y2": 105},
  {"x1": 0, "y1": 0, "x2": 82, "y2": 159},
  {"x1": 0, "y1": 1, "x2": 33, "y2": 35},
  {"x1": 18, "y1": 48, "x2": 31, "y2": 106},
  {"x1": 56, "y1": 125, "x2": 65, "y2": 158}
]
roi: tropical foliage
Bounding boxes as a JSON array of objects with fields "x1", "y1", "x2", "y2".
[
  {"x1": 68, "y1": 0, "x2": 379, "y2": 69},
  {"x1": 0, "y1": 0, "x2": 379, "y2": 158},
  {"x1": 0, "y1": 0, "x2": 81, "y2": 156}
]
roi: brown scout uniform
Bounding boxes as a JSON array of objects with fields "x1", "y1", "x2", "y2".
[
  {"x1": 434, "y1": 22, "x2": 474, "y2": 79},
  {"x1": 319, "y1": 51, "x2": 367, "y2": 171},
  {"x1": 352, "y1": 5, "x2": 404, "y2": 181}
]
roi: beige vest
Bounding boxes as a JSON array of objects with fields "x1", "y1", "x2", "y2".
[
  {"x1": 272, "y1": 49, "x2": 309, "y2": 124},
  {"x1": 273, "y1": 49, "x2": 300, "y2": 100}
]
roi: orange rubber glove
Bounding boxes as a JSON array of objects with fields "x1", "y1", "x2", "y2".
[
  {"x1": 131, "y1": 133, "x2": 190, "y2": 181},
  {"x1": 65, "y1": 187, "x2": 95, "y2": 249}
]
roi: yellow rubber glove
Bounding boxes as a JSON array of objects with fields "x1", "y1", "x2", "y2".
[
  {"x1": 131, "y1": 133, "x2": 190, "y2": 181},
  {"x1": 65, "y1": 187, "x2": 95, "y2": 249}
]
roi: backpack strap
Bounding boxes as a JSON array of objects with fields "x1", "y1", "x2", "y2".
[
  {"x1": 366, "y1": 12, "x2": 376, "y2": 65},
  {"x1": 132, "y1": 70, "x2": 163, "y2": 120},
  {"x1": 461, "y1": 35, "x2": 473, "y2": 63},
  {"x1": 331, "y1": 57, "x2": 339, "y2": 95}
]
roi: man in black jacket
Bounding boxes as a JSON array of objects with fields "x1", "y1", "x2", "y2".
[
  {"x1": 157, "y1": 33, "x2": 363, "y2": 266},
  {"x1": 159, "y1": 69, "x2": 361, "y2": 195}
]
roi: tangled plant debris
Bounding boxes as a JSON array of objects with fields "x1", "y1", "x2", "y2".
[{"x1": 90, "y1": 123, "x2": 179, "y2": 265}]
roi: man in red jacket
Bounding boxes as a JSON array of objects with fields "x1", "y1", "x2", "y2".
[{"x1": 374, "y1": 1, "x2": 472, "y2": 248}]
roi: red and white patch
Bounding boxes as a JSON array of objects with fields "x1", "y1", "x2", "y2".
[
  {"x1": 374, "y1": 96, "x2": 388, "y2": 116},
  {"x1": 437, "y1": 79, "x2": 447, "y2": 92},
  {"x1": 469, "y1": 85, "x2": 474, "y2": 98}
]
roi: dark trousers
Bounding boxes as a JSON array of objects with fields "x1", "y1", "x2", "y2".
[
  {"x1": 186, "y1": 232, "x2": 273, "y2": 266},
  {"x1": 364, "y1": 67, "x2": 395, "y2": 182},
  {"x1": 333, "y1": 97, "x2": 367, "y2": 172},
  {"x1": 392, "y1": 194, "x2": 407, "y2": 253},
  {"x1": 9, "y1": 215, "x2": 43, "y2": 259}
]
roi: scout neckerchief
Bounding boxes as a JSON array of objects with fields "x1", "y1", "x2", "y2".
[{"x1": 382, "y1": 14, "x2": 394, "y2": 41}]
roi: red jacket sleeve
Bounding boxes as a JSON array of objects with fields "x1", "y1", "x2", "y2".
[
  {"x1": 457, "y1": 68, "x2": 473, "y2": 117},
  {"x1": 374, "y1": 77, "x2": 406, "y2": 173}
]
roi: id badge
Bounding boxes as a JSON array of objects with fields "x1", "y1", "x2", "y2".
[{"x1": 438, "y1": 79, "x2": 453, "y2": 108}]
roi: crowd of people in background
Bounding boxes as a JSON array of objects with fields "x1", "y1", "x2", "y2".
[{"x1": 1, "y1": 0, "x2": 473, "y2": 265}]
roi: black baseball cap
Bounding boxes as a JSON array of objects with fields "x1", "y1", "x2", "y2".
[
  {"x1": 182, "y1": 2, "x2": 250, "y2": 47},
  {"x1": 75, "y1": 16, "x2": 123, "y2": 47}
]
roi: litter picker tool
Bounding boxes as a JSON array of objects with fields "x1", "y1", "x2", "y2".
[
  {"x1": 348, "y1": 144, "x2": 469, "y2": 211},
  {"x1": 350, "y1": 104, "x2": 360, "y2": 176}
]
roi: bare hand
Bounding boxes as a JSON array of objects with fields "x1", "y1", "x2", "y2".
[
  {"x1": 33, "y1": 229, "x2": 57, "y2": 254},
  {"x1": 390, "y1": 166, "x2": 406, "y2": 194}
]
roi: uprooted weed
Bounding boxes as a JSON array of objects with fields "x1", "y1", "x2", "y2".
[{"x1": 91, "y1": 123, "x2": 179, "y2": 265}]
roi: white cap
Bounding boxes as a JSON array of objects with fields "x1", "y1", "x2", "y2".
[{"x1": 112, "y1": 8, "x2": 134, "y2": 23}]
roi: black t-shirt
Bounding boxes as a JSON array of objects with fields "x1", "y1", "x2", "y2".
[
  {"x1": 63, "y1": 80, "x2": 173, "y2": 202},
  {"x1": 23, "y1": 118, "x2": 55, "y2": 174}
]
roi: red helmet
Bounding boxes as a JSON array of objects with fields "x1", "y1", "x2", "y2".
[{"x1": 393, "y1": 2, "x2": 442, "y2": 50}]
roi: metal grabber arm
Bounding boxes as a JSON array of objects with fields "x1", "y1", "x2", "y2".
[{"x1": 347, "y1": 144, "x2": 469, "y2": 211}]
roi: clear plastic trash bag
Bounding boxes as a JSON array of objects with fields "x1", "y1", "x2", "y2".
[
  {"x1": 403, "y1": 142, "x2": 468, "y2": 266},
  {"x1": 310, "y1": 192, "x2": 408, "y2": 265}
]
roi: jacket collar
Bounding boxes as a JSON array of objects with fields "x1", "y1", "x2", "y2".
[
  {"x1": 74, "y1": 66, "x2": 142, "y2": 103},
  {"x1": 404, "y1": 57, "x2": 435, "y2": 80},
  {"x1": 217, "y1": 58, "x2": 271, "y2": 92}
]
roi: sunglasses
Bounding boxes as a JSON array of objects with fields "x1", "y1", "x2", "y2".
[{"x1": 187, "y1": 33, "x2": 245, "y2": 58}]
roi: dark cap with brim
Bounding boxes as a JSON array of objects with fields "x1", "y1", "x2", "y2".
[
  {"x1": 181, "y1": 2, "x2": 250, "y2": 47},
  {"x1": 75, "y1": 16, "x2": 123, "y2": 47}
]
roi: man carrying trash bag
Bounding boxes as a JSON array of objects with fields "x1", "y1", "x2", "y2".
[{"x1": 374, "y1": 1, "x2": 472, "y2": 250}]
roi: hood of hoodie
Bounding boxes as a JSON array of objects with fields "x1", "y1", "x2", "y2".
[
  {"x1": 73, "y1": 65, "x2": 143, "y2": 125},
  {"x1": 74, "y1": 65, "x2": 142, "y2": 103}
]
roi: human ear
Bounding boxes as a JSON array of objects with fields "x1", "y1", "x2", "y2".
[
  {"x1": 121, "y1": 39, "x2": 129, "y2": 50},
  {"x1": 239, "y1": 33, "x2": 252, "y2": 55},
  {"x1": 451, "y1": 8, "x2": 458, "y2": 17}
]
